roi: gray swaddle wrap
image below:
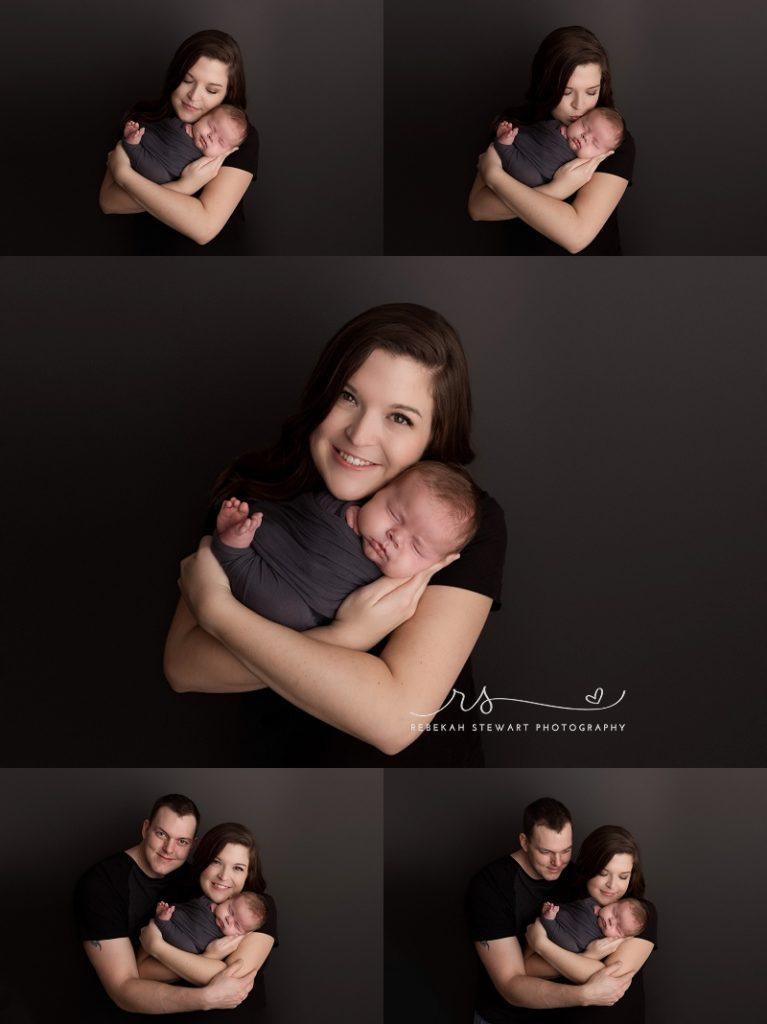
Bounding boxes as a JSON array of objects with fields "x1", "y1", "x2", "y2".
[
  {"x1": 540, "y1": 897, "x2": 603, "y2": 953},
  {"x1": 212, "y1": 490, "x2": 381, "y2": 631},
  {"x1": 155, "y1": 896, "x2": 223, "y2": 954},
  {"x1": 123, "y1": 117, "x2": 201, "y2": 183},
  {"x1": 494, "y1": 119, "x2": 574, "y2": 186}
]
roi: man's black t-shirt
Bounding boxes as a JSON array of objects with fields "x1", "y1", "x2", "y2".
[
  {"x1": 74, "y1": 851, "x2": 278, "y2": 1023},
  {"x1": 466, "y1": 855, "x2": 577, "y2": 1023},
  {"x1": 237, "y1": 493, "x2": 507, "y2": 767}
]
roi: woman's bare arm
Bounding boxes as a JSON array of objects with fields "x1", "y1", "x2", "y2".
[
  {"x1": 468, "y1": 170, "x2": 583, "y2": 222},
  {"x1": 143, "y1": 925, "x2": 274, "y2": 987},
  {"x1": 529, "y1": 931, "x2": 654, "y2": 984}
]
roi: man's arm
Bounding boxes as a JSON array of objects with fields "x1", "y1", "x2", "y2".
[
  {"x1": 475, "y1": 937, "x2": 631, "y2": 1009},
  {"x1": 83, "y1": 938, "x2": 252, "y2": 1013}
]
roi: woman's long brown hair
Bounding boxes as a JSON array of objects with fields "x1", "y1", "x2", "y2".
[{"x1": 575, "y1": 825, "x2": 646, "y2": 898}]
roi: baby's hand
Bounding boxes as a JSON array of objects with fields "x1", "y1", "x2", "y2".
[
  {"x1": 495, "y1": 120, "x2": 519, "y2": 146},
  {"x1": 541, "y1": 901, "x2": 559, "y2": 920},
  {"x1": 123, "y1": 120, "x2": 144, "y2": 145},
  {"x1": 216, "y1": 497, "x2": 263, "y2": 549},
  {"x1": 155, "y1": 901, "x2": 175, "y2": 921}
]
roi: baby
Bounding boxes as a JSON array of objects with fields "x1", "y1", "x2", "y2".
[
  {"x1": 538, "y1": 897, "x2": 646, "y2": 953},
  {"x1": 121, "y1": 104, "x2": 248, "y2": 183},
  {"x1": 493, "y1": 107, "x2": 624, "y2": 186},
  {"x1": 211, "y1": 461, "x2": 482, "y2": 631},
  {"x1": 143, "y1": 892, "x2": 267, "y2": 958}
]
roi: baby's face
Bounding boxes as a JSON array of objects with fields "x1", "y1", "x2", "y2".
[
  {"x1": 191, "y1": 111, "x2": 242, "y2": 156},
  {"x1": 356, "y1": 474, "x2": 463, "y2": 578},
  {"x1": 597, "y1": 901, "x2": 640, "y2": 939},
  {"x1": 564, "y1": 112, "x2": 615, "y2": 159},
  {"x1": 213, "y1": 895, "x2": 258, "y2": 937}
]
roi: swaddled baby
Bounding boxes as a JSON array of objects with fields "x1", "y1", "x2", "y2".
[
  {"x1": 211, "y1": 460, "x2": 482, "y2": 631},
  {"x1": 493, "y1": 107, "x2": 624, "y2": 186},
  {"x1": 152, "y1": 892, "x2": 267, "y2": 954},
  {"x1": 121, "y1": 104, "x2": 248, "y2": 183},
  {"x1": 539, "y1": 896, "x2": 646, "y2": 953}
]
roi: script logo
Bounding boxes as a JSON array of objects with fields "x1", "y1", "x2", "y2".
[{"x1": 411, "y1": 685, "x2": 627, "y2": 717}]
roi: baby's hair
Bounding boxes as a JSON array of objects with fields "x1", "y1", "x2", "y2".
[
  {"x1": 215, "y1": 103, "x2": 249, "y2": 144},
  {"x1": 395, "y1": 461, "x2": 482, "y2": 550},
  {"x1": 591, "y1": 106, "x2": 624, "y2": 149},
  {"x1": 235, "y1": 890, "x2": 268, "y2": 930},
  {"x1": 618, "y1": 897, "x2": 647, "y2": 936}
]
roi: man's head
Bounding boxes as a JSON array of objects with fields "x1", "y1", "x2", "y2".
[
  {"x1": 518, "y1": 797, "x2": 573, "y2": 881},
  {"x1": 213, "y1": 891, "x2": 267, "y2": 936},
  {"x1": 564, "y1": 107, "x2": 624, "y2": 158},
  {"x1": 191, "y1": 104, "x2": 248, "y2": 155},
  {"x1": 139, "y1": 794, "x2": 200, "y2": 878},
  {"x1": 355, "y1": 461, "x2": 481, "y2": 578},
  {"x1": 597, "y1": 897, "x2": 647, "y2": 939}
]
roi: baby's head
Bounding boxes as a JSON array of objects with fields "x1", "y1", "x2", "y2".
[
  {"x1": 191, "y1": 104, "x2": 248, "y2": 156},
  {"x1": 564, "y1": 108, "x2": 624, "y2": 159},
  {"x1": 355, "y1": 461, "x2": 481, "y2": 578},
  {"x1": 596, "y1": 897, "x2": 646, "y2": 939},
  {"x1": 213, "y1": 891, "x2": 267, "y2": 937}
]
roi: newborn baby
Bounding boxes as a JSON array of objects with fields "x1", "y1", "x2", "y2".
[
  {"x1": 152, "y1": 892, "x2": 267, "y2": 954},
  {"x1": 493, "y1": 107, "x2": 624, "y2": 186},
  {"x1": 211, "y1": 460, "x2": 481, "y2": 631},
  {"x1": 121, "y1": 104, "x2": 248, "y2": 183},
  {"x1": 539, "y1": 897, "x2": 646, "y2": 953}
]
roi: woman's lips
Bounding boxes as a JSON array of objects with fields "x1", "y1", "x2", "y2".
[{"x1": 332, "y1": 445, "x2": 378, "y2": 470}]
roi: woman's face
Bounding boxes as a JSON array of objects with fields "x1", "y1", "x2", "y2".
[
  {"x1": 199, "y1": 842, "x2": 251, "y2": 903},
  {"x1": 551, "y1": 62, "x2": 602, "y2": 124},
  {"x1": 171, "y1": 56, "x2": 230, "y2": 122},
  {"x1": 587, "y1": 853, "x2": 634, "y2": 905},
  {"x1": 309, "y1": 348, "x2": 435, "y2": 503}
]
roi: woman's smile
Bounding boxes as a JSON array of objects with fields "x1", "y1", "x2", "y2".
[{"x1": 332, "y1": 445, "x2": 378, "y2": 470}]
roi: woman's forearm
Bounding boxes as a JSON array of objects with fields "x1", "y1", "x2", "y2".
[
  {"x1": 468, "y1": 173, "x2": 576, "y2": 222},
  {"x1": 482, "y1": 169, "x2": 582, "y2": 249},
  {"x1": 99, "y1": 170, "x2": 146, "y2": 214},
  {"x1": 151, "y1": 941, "x2": 227, "y2": 986},
  {"x1": 114, "y1": 169, "x2": 213, "y2": 242},
  {"x1": 535, "y1": 938, "x2": 603, "y2": 983}
]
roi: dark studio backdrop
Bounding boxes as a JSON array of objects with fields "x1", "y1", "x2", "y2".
[
  {"x1": 2, "y1": 255, "x2": 765, "y2": 767},
  {"x1": 6, "y1": 0, "x2": 381, "y2": 256},
  {"x1": 0, "y1": 768, "x2": 383, "y2": 1023},
  {"x1": 384, "y1": 0, "x2": 767, "y2": 254},
  {"x1": 384, "y1": 767, "x2": 767, "y2": 1023}
]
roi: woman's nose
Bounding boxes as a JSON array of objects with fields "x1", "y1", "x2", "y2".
[{"x1": 345, "y1": 412, "x2": 376, "y2": 447}]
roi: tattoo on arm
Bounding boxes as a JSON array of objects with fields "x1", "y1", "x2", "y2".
[
  {"x1": 89, "y1": 940, "x2": 102, "y2": 950},
  {"x1": 479, "y1": 940, "x2": 490, "y2": 950}
]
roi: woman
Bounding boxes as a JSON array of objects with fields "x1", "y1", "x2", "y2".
[
  {"x1": 525, "y1": 826, "x2": 658, "y2": 1021},
  {"x1": 139, "y1": 823, "x2": 277, "y2": 1017},
  {"x1": 164, "y1": 303, "x2": 507, "y2": 766},
  {"x1": 99, "y1": 30, "x2": 258, "y2": 245},
  {"x1": 469, "y1": 26, "x2": 634, "y2": 254}
]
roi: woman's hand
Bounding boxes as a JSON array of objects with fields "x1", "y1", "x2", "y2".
[
  {"x1": 525, "y1": 918, "x2": 549, "y2": 954},
  {"x1": 177, "y1": 149, "x2": 238, "y2": 195},
  {"x1": 550, "y1": 151, "x2": 614, "y2": 196},
  {"x1": 178, "y1": 537, "x2": 234, "y2": 631},
  {"x1": 477, "y1": 142, "x2": 503, "y2": 185},
  {"x1": 204, "y1": 934, "x2": 245, "y2": 959},
  {"x1": 583, "y1": 936, "x2": 623, "y2": 960},
  {"x1": 327, "y1": 555, "x2": 459, "y2": 651},
  {"x1": 139, "y1": 919, "x2": 164, "y2": 955},
  {"x1": 106, "y1": 142, "x2": 133, "y2": 186}
]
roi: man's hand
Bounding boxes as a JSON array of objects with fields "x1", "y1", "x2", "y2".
[
  {"x1": 580, "y1": 963, "x2": 631, "y2": 1006},
  {"x1": 201, "y1": 962, "x2": 256, "y2": 1010}
]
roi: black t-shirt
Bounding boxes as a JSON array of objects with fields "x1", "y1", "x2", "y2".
[
  {"x1": 74, "y1": 851, "x2": 278, "y2": 1022},
  {"x1": 237, "y1": 493, "x2": 507, "y2": 766},
  {"x1": 466, "y1": 856, "x2": 578, "y2": 1024},
  {"x1": 484, "y1": 107, "x2": 635, "y2": 255}
]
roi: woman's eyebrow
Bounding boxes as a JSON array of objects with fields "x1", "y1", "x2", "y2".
[{"x1": 390, "y1": 403, "x2": 422, "y2": 418}]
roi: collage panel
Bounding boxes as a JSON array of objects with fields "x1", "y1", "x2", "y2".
[
  {"x1": 0, "y1": 768, "x2": 382, "y2": 1023},
  {"x1": 385, "y1": 767, "x2": 767, "y2": 1022}
]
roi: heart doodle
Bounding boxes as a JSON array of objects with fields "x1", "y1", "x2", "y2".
[{"x1": 585, "y1": 687, "x2": 604, "y2": 706}]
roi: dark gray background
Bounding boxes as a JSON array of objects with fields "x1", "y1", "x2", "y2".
[
  {"x1": 6, "y1": 0, "x2": 380, "y2": 254},
  {"x1": 385, "y1": 0, "x2": 767, "y2": 254},
  {"x1": 0, "y1": 768, "x2": 382, "y2": 1023},
  {"x1": 385, "y1": 768, "x2": 767, "y2": 1022},
  {"x1": 2, "y1": 256, "x2": 764, "y2": 766}
]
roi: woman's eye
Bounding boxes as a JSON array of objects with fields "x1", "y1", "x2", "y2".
[
  {"x1": 390, "y1": 412, "x2": 413, "y2": 427},
  {"x1": 339, "y1": 389, "x2": 357, "y2": 404}
]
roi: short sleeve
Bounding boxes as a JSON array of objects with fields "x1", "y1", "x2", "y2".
[
  {"x1": 254, "y1": 892, "x2": 279, "y2": 947},
  {"x1": 224, "y1": 125, "x2": 259, "y2": 178},
  {"x1": 637, "y1": 898, "x2": 658, "y2": 947},
  {"x1": 466, "y1": 863, "x2": 519, "y2": 943},
  {"x1": 74, "y1": 862, "x2": 129, "y2": 942},
  {"x1": 596, "y1": 130, "x2": 635, "y2": 185},
  {"x1": 428, "y1": 494, "x2": 506, "y2": 608}
]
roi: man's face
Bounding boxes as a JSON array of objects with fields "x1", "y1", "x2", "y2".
[
  {"x1": 140, "y1": 808, "x2": 197, "y2": 878},
  {"x1": 519, "y1": 823, "x2": 573, "y2": 880}
]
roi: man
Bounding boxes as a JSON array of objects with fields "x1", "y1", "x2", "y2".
[
  {"x1": 75, "y1": 793, "x2": 255, "y2": 1017},
  {"x1": 466, "y1": 797, "x2": 631, "y2": 1021}
]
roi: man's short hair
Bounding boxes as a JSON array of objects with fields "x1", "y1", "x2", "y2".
[
  {"x1": 522, "y1": 797, "x2": 572, "y2": 839},
  {"x1": 147, "y1": 794, "x2": 201, "y2": 829}
]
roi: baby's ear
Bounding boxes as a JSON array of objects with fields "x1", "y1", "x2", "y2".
[{"x1": 345, "y1": 505, "x2": 361, "y2": 534}]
